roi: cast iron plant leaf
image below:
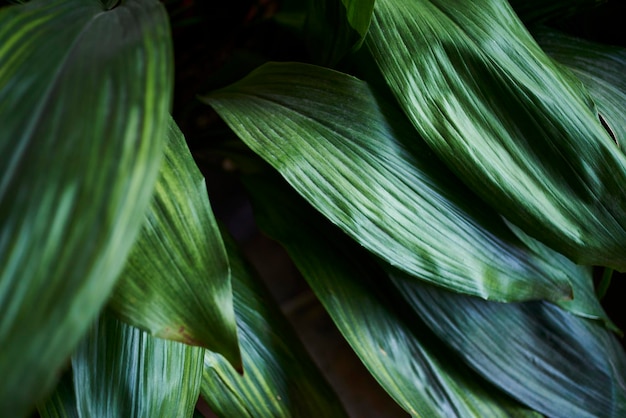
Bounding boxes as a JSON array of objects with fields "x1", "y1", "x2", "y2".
[
  {"x1": 535, "y1": 28, "x2": 626, "y2": 148},
  {"x1": 203, "y1": 61, "x2": 574, "y2": 303},
  {"x1": 367, "y1": 0, "x2": 626, "y2": 270},
  {"x1": 108, "y1": 117, "x2": 241, "y2": 370},
  {"x1": 391, "y1": 274, "x2": 626, "y2": 417},
  {"x1": 0, "y1": 0, "x2": 172, "y2": 415},
  {"x1": 244, "y1": 172, "x2": 540, "y2": 417},
  {"x1": 37, "y1": 313, "x2": 204, "y2": 418},
  {"x1": 200, "y1": 228, "x2": 348, "y2": 418}
]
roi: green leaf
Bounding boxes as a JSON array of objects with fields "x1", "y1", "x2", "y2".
[
  {"x1": 200, "y1": 228, "x2": 348, "y2": 418},
  {"x1": 244, "y1": 173, "x2": 539, "y2": 417},
  {"x1": 203, "y1": 61, "x2": 572, "y2": 302},
  {"x1": 0, "y1": 0, "x2": 172, "y2": 415},
  {"x1": 71, "y1": 312, "x2": 203, "y2": 418},
  {"x1": 366, "y1": 0, "x2": 626, "y2": 270},
  {"x1": 108, "y1": 117, "x2": 241, "y2": 369},
  {"x1": 534, "y1": 28, "x2": 626, "y2": 148},
  {"x1": 391, "y1": 274, "x2": 626, "y2": 417}
]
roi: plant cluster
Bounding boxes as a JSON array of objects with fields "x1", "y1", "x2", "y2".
[{"x1": 1, "y1": 0, "x2": 625, "y2": 417}]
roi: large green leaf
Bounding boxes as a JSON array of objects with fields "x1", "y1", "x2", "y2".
[
  {"x1": 535, "y1": 28, "x2": 626, "y2": 147},
  {"x1": 366, "y1": 0, "x2": 626, "y2": 270},
  {"x1": 108, "y1": 117, "x2": 241, "y2": 369},
  {"x1": 203, "y1": 61, "x2": 572, "y2": 302},
  {"x1": 200, "y1": 228, "x2": 347, "y2": 417},
  {"x1": 391, "y1": 274, "x2": 626, "y2": 417},
  {"x1": 71, "y1": 313, "x2": 203, "y2": 417},
  {"x1": 0, "y1": 0, "x2": 172, "y2": 415},
  {"x1": 244, "y1": 173, "x2": 539, "y2": 417}
]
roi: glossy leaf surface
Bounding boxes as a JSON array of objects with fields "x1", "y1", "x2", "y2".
[
  {"x1": 0, "y1": 0, "x2": 172, "y2": 414},
  {"x1": 109, "y1": 117, "x2": 241, "y2": 369},
  {"x1": 367, "y1": 0, "x2": 626, "y2": 270},
  {"x1": 244, "y1": 174, "x2": 539, "y2": 417},
  {"x1": 536, "y1": 29, "x2": 626, "y2": 148},
  {"x1": 204, "y1": 61, "x2": 572, "y2": 302},
  {"x1": 72, "y1": 313, "x2": 203, "y2": 418},
  {"x1": 391, "y1": 274, "x2": 626, "y2": 417},
  {"x1": 201, "y1": 229, "x2": 347, "y2": 418}
]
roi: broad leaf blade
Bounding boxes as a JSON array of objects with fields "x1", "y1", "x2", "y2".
[
  {"x1": 200, "y1": 229, "x2": 348, "y2": 418},
  {"x1": 71, "y1": 313, "x2": 204, "y2": 418},
  {"x1": 535, "y1": 28, "x2": 626, "y2": 147},
  {"x1": 109, "y1": 117, "x2": 241, "y2": 369},
  {"x1": 203, "y1": 61, "x2": 572, "y2": 302},
  {"x1": 367, "y1": 0, "x2": 626, "y2": 270},
  {"x1": 391, "y1": 275, "x2": 626, "y2": 417},
  {"x1": 0, "y1": 0, "x2": 172, "y2": 415},
  {"x1": 244, "y1": 173, "x2": 539, "y2": 417}
]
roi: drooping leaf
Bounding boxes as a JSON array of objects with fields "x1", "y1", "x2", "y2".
[
  {"x1": 535, "y1": 28, "x2": 626, "y2": 147},
  {"x1": 390, "y1": 273, "x2": 626, "y2": 417},
  {"x1": 0, "y1": 0, "x2": 172, "y2": 415},
  {"x1": 366, "y1": 0, "x2": 626, "y2": 270},
  {"x1": 203, "y1": 61, "x2": 572, "y2": 302},
  {"x1": 200, "y1": 227, "x2": 348, "y2": 418},
  {"x1": 243, "y1": 173, "x2": 539, "y2": 417},
  {"x1": 108, "y1": 117, "x2": 241, "y2": 369},
  {"x1": 71, "y1": 312, "x2": 203, "y2": 418}
]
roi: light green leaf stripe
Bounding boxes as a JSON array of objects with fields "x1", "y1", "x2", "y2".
[
  {"x1": 367, "y1": 0, "x2": 626, "y2": 270},
  {"x1": 535, "y1": 28, "x2": 626, "y2": 150},
  {"x1": 391, "y1": 274, "x2": 626, "y2": 417},
  {"x1": 201, "y1": 228, "x2": 348, "y2": 418},
  {"x1": 204, "y1": 61, "x2": 572, "y2": 302},
  {"x1": 244, "y1": 173, "x2": 539, "y2": 418},
  {"x1": 0, "y1": 0, "x2": 172, "y2": 415},
  {"x1": 71, "y1": 313, "x2": 204, "y2": 418},
  {"x1": 109, "y1": 117, "x2": 241, "y2": 369}
]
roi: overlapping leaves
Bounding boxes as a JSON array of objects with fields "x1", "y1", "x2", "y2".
[
  {"x1": 391, "y1": 275, "x2": 626, "y2": 417},
  {"x1": 201, "y1": 229, "x2": 347, "y2": 417},
  {"x1": 204, "y1": 61, "x2": 573, "y2": 302},
  {"x1": 366, "y1": 0, "x2": 626, "y2": 270},
  {"x1": 38, "y1": 314, "x2": 204, "y2": 418},
  {"x1": 108, "y1": 117, "x2": 241, "y2": 369},
  {"x1": 535, "y1": 28, "x2": 626, "y2": 147},
  {"x1": 0, "y1": 0, "x2": 172, "y2": 415},
  {"x1": 244, "y1": 173, "x2": 540, "y2": 417}
]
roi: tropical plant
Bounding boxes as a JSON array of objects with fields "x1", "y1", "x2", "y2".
[{"x1": 1, "y1": 0, "x2": 625, "y2": 417}]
